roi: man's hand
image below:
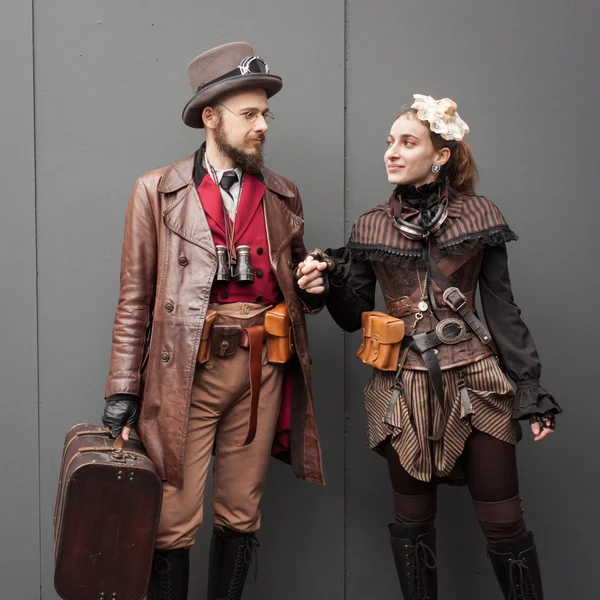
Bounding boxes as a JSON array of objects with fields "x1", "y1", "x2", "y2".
[
  {"x1": 102, "y1": 395, "x2": 140, "y2": 441},
  {"x1": 296, "y1": 254, "x2": 328, "y2": 294}
]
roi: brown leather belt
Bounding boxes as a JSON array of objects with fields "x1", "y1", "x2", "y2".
[{"x1": 237, "y1": 326, "x2": 267, "y2": 447}]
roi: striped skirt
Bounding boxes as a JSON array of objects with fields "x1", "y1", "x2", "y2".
[{"x1": 364, "y1": 356, "x2": 518, "y2": 483}]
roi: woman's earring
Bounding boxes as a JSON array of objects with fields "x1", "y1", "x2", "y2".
[{"x1": 431, "y1": 164, "x2": 441, "y2": 173}]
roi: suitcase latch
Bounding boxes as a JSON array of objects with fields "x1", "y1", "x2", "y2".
[
  {"x1": 109, "y1": 450, "x2": 126, "y2": 462},
  {"x1": 109, "y1": 450, "x2": 137, "y2": 463}
]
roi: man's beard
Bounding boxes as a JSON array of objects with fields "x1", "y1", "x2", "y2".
[{"x1": 214, "y1": 123, "x2": 265, "y2": 175}]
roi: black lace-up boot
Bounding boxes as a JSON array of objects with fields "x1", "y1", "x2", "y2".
[
  {"x1": 488, "y1": 531, "x2": 543, "y2": 599},
  {"x1": 389, "y1": 522, "x2": 438, "y2": 599},
  {"x1": 206, "y1": 526, "x2": 259, "y2": 600},
  {"x1": 146, "y1": 548, "x2": 190, "y2": 600}
]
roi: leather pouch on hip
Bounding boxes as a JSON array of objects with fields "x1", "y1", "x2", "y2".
[
  {"x1": 356, "y1": 311, "x2": 405, "y2": 371},
  {"x1": 264, "y1": 301, "x2": 295, "y2": 364},
  {"x1": 212, "y1": 324, "x2": 242, "y2": 358},
  {"x1": 197, "y1": 309, "x2": 217, "y2": 364}
]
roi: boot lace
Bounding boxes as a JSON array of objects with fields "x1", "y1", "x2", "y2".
[
  {"x1": 406, "y1": 539, "x2": 437, "y2": 599},
  {"x1": 227, "y1": 535, "x2": 260, "y2": 600},
  {"x1": 508, "y1": 557, "x2": 540, "y2": 600}
]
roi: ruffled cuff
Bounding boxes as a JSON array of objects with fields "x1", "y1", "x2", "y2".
[
  {"x1": 324, "y1": 247, "x2": 353, "y2": 286},
  {"x1": 512, "y1": 379, "x2": 562, "y2": 420}
]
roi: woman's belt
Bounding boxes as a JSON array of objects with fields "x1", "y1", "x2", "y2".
[
  {"x1": 426, "y1": 256, "x2": 492, "y2": 345},
  {"x1": 386, "y1": 318, "x2": 470, "y2": 441}
]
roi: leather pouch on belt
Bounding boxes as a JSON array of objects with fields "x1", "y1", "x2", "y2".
[
  {"x1": 212, "y1": 324, "x2": 242, "y2": 358},
  {"x1": 264, "y1": 301, "x2": 295, "y2": 364},
  {"x1": 356, "y1": 311, "x2": 405, "y2": 371},
  {"x1": 197, "y1": 309, "x2": 217, "y2": 364}
]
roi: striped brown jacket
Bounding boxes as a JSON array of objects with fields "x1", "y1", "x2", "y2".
[{"x1": 348, "y1": 188, "x2": 517, "y2": 370}]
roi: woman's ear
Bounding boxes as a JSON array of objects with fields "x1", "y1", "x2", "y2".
[{"x1": 435, "y1": 146, "x2": 451, "y2": 167}]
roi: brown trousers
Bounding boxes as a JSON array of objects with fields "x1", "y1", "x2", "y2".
[{"x1": 155, "y1": 303, "x2": 283, "y2": 550}]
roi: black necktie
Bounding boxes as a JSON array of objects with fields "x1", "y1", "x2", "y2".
[
  {"x1": 219, "y1": 170, "x2": 239, "y2": 222},
  {"x1": 220, "y1": 170, "x2": 238, "y2": 198}
]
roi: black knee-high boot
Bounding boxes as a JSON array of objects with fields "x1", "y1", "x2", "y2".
[
  {"x1": 389, "y1": 522, "x2": 438, "y2": 600},
  {"x1": 147, "y1": 548, "x2": 190, "y2": 600},
  {"x1": 488, "y1": 531, "x2": 544, "y2": 599},
  {"x1": 206, "y1": 526, "x2": 259, "y2": 600}
]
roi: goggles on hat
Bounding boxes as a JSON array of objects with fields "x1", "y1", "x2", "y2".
[{"x1": 197, "y1": 56, "x2": 270, "y2": 92}]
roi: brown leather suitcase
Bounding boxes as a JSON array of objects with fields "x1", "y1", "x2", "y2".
[{"x1": 53, "y1": 422, "x2": 162, "y2": 600}]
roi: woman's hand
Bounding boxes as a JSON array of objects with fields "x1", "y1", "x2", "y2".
[
  {"x1": 296, "y1": 253, "x2": 328, "y2": 294},
  {"x1": 529, "y1": 412, "x2": 555, "y2": 442}
]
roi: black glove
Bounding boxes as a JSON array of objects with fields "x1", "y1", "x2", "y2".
[
  {"x1": 102, "y1": 394, "x2": 140, "y2": 438},
  {"x1": 306, "y1": 249, "x2": 339, "y2": 274},
  {"x1": 528, "y1": 411, "x2": 556, "y2": 431}
]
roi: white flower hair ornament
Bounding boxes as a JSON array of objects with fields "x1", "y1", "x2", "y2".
[{"x1": 410, "y1": 94, "x2": 470, "y2": 141}]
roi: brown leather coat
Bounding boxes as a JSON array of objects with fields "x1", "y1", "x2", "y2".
[{"x1": 105, "y1": 154, "x2": 324, "y2": 488}]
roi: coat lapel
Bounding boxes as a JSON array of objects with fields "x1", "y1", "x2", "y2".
[
  {"x1": 160, "y1": 154, "x2": 216, "y2": 255},
  {"x1": 159, "y1": 155, "x2": 302, "y2": 260},
  {"x1": 258, "y1": 168, "x2": 303, "y2": 265},
  {"x1": 262, "y1": 189, "x2": 303, "y2": 266}
]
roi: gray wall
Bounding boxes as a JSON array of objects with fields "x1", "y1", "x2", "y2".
[
  {"x1": 1, "y1": 1, "x2": 597, "y2": 598},
  {"x1": 0, "y1": 1, "x2": 40, "y2": 599}
]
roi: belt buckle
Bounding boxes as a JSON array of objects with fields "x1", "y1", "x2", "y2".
[
  {"x1": 435, "y1": 318, "x2": 467, "y2": 345},
  {"x1": 442, "y1": 287, "x2": 467, "y2": 312}
]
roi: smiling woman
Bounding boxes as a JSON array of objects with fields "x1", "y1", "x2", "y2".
[
  {"x1": 297, "y1": 93, "x2": 560, "y2": 600},
  {"x1": 385, "y1": 102, "x2": 477, "y2": 195}
]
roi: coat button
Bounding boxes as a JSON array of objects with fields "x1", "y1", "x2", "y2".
[
  {"x1": 256, "y1": 269, "x2": 264, "y2": 278},
  {"x1": 288, "y1": 259, "x2": 294, "y2": 269},
  {"x1": 257, "y1": 247, "x2": 264, "y2": 255},
  {"x1": 221, "y1": 291, "x2": 229, "y2": 300},
  {"x1": 205, "y1": 361, "x2": 214, "y2": 370},
  {"x1": 179, "y1": 256, "x2": 188, "y2": 266},
  {"x1": 160, "y1": 352, "x2": 169, "y2": 362},
  {"x1": 165, "y1": 302, "x2": 174, "y2": 312},
  {"x1": 256, "y1": 295, "x2": 263, "y2": 302}
]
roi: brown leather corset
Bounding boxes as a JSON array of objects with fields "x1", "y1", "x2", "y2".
[{"x1": 372, "y1": 247, "x2": 494, "y2": 370}]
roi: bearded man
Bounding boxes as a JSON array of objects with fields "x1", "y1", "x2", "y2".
[{"x1": 101, "y1": 42, "x2": 328, "y2": 600}]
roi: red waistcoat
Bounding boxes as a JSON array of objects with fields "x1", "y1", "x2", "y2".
[
  {"x1": 198, "y1": 172, "x2": 290, "y2": 455},
  {"x1": 197, "y1": 173, "x2": 282, "y2": 304}
]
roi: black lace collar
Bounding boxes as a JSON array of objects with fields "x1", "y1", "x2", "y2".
[{"x1": 395, "y1": 179, "x2": 443, "y2": 209}]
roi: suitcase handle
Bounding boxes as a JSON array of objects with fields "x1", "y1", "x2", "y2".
[
  {"x1": 71, "y1": 429, "x2": 126, "y2": 458},
  {"x1": 111, "y1": 433, "x2": 127, "y2": 461},
  {"x1": 74, "y1": 429, "x2": 126, "y2": 447},
  {"x1": 113, "y1": 433, "x2": 124, "y2": 451}
]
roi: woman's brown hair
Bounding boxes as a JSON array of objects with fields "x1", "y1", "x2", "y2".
[{"x1": 398, "y1": 107, "x2": 479, "y2": 195}]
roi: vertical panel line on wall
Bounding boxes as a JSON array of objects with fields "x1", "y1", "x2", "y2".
[
  {"x1": 31, "y1": 0, "x2": 42, "y2": 596},
  {"x1": 343, "y1": 0, "x2": 349, "y2": 597}
]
